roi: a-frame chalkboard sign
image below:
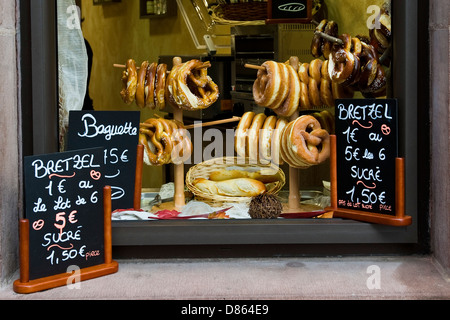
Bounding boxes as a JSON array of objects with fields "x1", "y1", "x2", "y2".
[
  {"x1": 325, "y1": 99, "x2": 412, "y2": 226},
  {"x1": 14, "y1": 148, "x2": 118, "y2": 294}
]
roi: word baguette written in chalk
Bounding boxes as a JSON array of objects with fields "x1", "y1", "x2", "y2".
[{"x1": 77, "y1": 113, "x2": 138, "y2": 141}]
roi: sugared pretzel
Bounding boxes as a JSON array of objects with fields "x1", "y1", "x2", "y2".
[{"x1": 120, "y1": 59, "x2": 138, "y2": 104}]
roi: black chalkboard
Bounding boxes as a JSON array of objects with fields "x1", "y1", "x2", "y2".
[
  {"x1": 67, "y1": 111, "x2": 140, "y2": 210},
  {"x1": 267, "y1": 0, "x2": 311, "y2": 21},
  {"x1": 24, "y1": 148, "x2": 106, "y2": 280},
  {"x1": 335, "y1": 99, "x2": 398, "y2": 215}
]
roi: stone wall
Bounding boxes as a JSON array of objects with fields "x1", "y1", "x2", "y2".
[
  {"x1": 0, "y1": 0, "x2": 20, "y2": 282},
  {"x1": 429, "y1": 0, "x2": 450, "y2": 273}
]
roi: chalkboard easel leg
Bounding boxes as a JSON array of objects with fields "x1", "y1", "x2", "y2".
[
  {"x1": 104, "y1": 185, "x2": 112, "y2": 264},
  {"x1": 18, "y1": 219, "x2": 30, "y2": 284}
]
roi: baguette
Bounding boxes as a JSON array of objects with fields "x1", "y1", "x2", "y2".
[
  {"x1": 208, "y1": 169, "x2": 282, "y2": 184},
  {"x1": 193, "y1": 178, "x2": 266, "y2": 197}
]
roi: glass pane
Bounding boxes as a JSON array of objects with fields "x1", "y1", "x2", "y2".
[{"x1": 56, "y1": 0, "x2": 393, "y2": 222}]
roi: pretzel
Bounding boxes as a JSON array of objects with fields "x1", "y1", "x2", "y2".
[
  {"x1": 235, "y1": 111, "x2": 255, "y2": 158},
  {"x1": 253, "y1": 61, "x2": 288, "y2": 109},
  {"x1": 168, "y1": 59, "x2": 219, "y2": 111},
  {"x1": 273, "y1": 63, "x2": 301, "y2": 117},
  {"x1": 311, "y1": 19, "x2": 340, "y2": 60},
  {"x1": 309, "y1": 59, "x2": 323, "y2": 82},
  {"x1": 259, "y1": 115, "x2": 278, "y2": 163},
  {"x1": 155, "y1": 63, "x2": 167, "y2": 110},
  {"x1": 144, "y1": 62, "x2": 157, "y2": 109},
  {"x1": 280, "y1": 120, "x2": 310, "y2": 168},
  {"x1": 321, "y1": 20, "x2": 339, "y2": 59},
  {"x1": 311, "y1": 19, "x2": 328, "y2": 58},
  {"x1": 135, "y1": 61, "x2": 149, "y2": 108},
  {"x1": 320, "y1": 78, "x2": 334, "y2": 108},
  {"x1": 299, "y1": 81, "x2": 311, "y2": 110},
  {"x1": 358, "y1": 42, "x2": 387, "y2": 97},
  {"x1": 247, "y1": 113, "x2": 267, "y2": 162},
  {"x1": 328, "y1": 34, "x2": 356, "y2": 84},
  {"x1": 287, "y1": 115, "x2": 330, "y2": 166},
  {"x1": 298, "y1": 63, "x2": 310, "y2": 84},
  {"x1": 120, "y1": 59, "x2": 138, "y2": 104},
  {"x1": 308, "y1": 77, "x2": 322, "y2": 108},
  {"x1": 270, "y1": 118, "x2": 288, "y2": 166},
  {"x1": 139, "y1": 118, "x2": 193, "y2": 166}
]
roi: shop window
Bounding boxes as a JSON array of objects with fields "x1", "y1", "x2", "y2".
[{"x1": 24, "y1": 0, "x2": 428, "y2": 252}]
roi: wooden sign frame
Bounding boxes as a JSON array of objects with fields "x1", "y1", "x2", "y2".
[
  {"x1": 266, "y1": 0, "x2": 313, "y2": 24},
  {"x1": 325, "y1": 135, "x2": 412, "y2": 226},
  {"x1": 13, "y1": 185, "x2": 118, "y2": 294}
]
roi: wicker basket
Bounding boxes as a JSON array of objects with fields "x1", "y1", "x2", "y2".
[
  {"x1": 210, "y1": 2, "x2": 267, "y2": 25},
  {"x1": 186, "y1": 157, "x2": 285, "y2": 206}
]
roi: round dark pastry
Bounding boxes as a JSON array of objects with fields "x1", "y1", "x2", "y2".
[{"x1": 248, "y1": 193, "x2": 283, "y2": 219}]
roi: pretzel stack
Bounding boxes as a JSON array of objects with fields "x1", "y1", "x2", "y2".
[
  {"x1": 235, "y1": 112, "x2": 330, "y2": 168},
  {"x1": 120, "y1": 58, "x2": 219, "y2": 111}
]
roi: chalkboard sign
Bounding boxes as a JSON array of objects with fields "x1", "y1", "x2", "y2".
[
  {"x1": 335, "y1": 99, "x2": 398, "y2": 215},
  {"x1": 67, "y1": 111, "x2": 140, "y2": 210},
  {"x1": 24, "y1": 148, "x2": 106, "y2": 280},
  {"x1": 266, "y1": 0, "x2": 312, "y2": 23}
]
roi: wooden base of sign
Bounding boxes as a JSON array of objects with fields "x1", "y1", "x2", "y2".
[
  {"x1": 13, "y1": 186, "x2": 119, "y2": 294},
  {"x1": 325, "y1": 135, "x2": 412, "y2": 227}
]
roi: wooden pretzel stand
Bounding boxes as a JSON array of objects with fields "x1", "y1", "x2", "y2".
[
  {"x1": 325, "y1": 135, "x2": 412, "y2": 226},
  {"x1": 13, "y1": 186, "x2": 118, "y2": 294}
]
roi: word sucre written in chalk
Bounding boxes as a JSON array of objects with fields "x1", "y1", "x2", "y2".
[
  {"x1": 335, "y1": 99, "x2": 397, "y2": 215},
  {"x1": 24, "y1": 148, "x2": 105, "y2": 280},
  {"x1": 77, "y1": 113, "x2": 137, "y2": 141}
]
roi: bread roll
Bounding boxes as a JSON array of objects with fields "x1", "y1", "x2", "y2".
[
  {"x1": 208, "y1": 169, "x2": 281, "y2": 184},
  {"x1": 193, "y1": 178, "x2": 266, "y2": 197}
]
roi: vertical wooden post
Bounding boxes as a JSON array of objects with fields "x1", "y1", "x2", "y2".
[
  {"x1": 288, "y1": 111, "x2": 300, "y2": 210},
  {"x1": 173, "y1": 107, "x2": 185, "y2": 209},
  {"x1": 103, "y1": 186, "x2": 112, "y2": 264},
  {"x1": 395, "y1": 157, "x2": 405, "y2": 218},
  {"x1": 134, "y1": 144, "x2": 144, "y2": 210},
  {"x1": 171, "y1": 56, "x2": 185, "y2": 210},
  {"x1": 19, "y1": 219, "x2": 30, "y2": 283}
]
